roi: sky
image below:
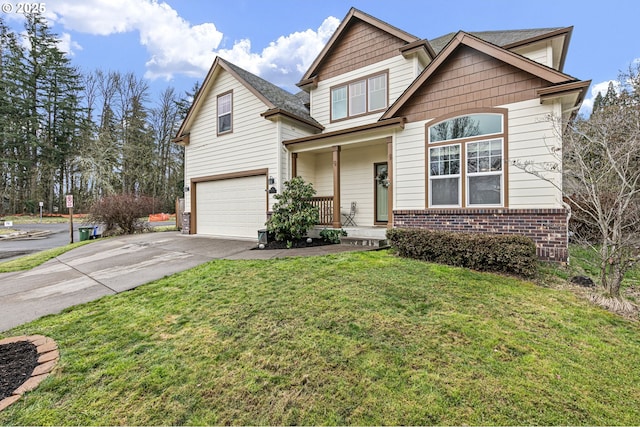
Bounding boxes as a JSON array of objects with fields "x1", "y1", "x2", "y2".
[{"x1": 2, "y1": 0, "x2": 639, "y2": 116}]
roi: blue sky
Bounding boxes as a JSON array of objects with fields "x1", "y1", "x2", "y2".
[{"x1": 3, "y1": 0, "x2": 639, "y2": 115}]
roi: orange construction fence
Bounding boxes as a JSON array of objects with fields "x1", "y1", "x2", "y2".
[{"x1": 149, "y1": 213, "x2": 171, "y2": 222}]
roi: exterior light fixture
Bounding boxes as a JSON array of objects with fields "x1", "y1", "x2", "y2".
[
  {"x1": 268, "y1": 176, "x2": 275, "y2": 185},
  {"x1": 183, "y1": 186, "x2": 190, "y2": 192},
  {"x1": 268, "y1": 186, "x2": 277, "y2": 194}
]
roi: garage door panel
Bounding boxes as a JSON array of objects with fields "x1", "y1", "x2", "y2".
[{"x1": 196, "y1": 175, "x2": 266, "y2": 239}]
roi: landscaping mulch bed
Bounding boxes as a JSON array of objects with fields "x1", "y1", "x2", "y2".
[
  {"x1": 0, "y1": 342, "x2": 38, "y2": 400},
  {"x1": 255, "y1": 237, "x2": 335, "y2": 250}
]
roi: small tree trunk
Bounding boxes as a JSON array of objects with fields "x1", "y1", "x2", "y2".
[{"x1": 604, "y1": 259, "x2": 623, "y2": 300}]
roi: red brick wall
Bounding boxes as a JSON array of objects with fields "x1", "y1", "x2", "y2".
[{"x1": 393, "y1": 208, "x2": 568, "y2": 262}]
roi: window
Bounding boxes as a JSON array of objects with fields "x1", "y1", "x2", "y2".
[
  {"x1": 349, "y1": 80, "x2": 366, "y2": 116},
  {"x1": 429, "y1": 144, "x2": 461, "y2": 206},
  {"x1": 466, "y1": 139, "x2": 502, "y2": 206},
  {"x1": 331, "y1": 86, "x2": 347, "y2": 120},
  {"x1": 330, "y1": 72, "x2": 387, "y2": 121},
  {"x1": 217, "y1": 92, "x2": 232, "y2": 134},
  {"x1": 368, "y1": 74, "x2": 386, "y2": 111},
  {"x1": 427, "y1": 112, "x2": 505, "y2": 207}
]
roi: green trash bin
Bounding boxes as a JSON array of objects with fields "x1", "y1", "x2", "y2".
[{"x1": 78, "y1": 226, "x2": 92, "y2": 241}]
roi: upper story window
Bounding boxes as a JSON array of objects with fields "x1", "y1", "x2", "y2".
[
  {"x1": 331, "y1": 71, "x2": 388, "y2": 121},
  {"x1": 217, "y1": 91, "x2": 232, "y2": 135},
  {"x1": 427, "y1": 111, "x2": 506, "y2": 208}
]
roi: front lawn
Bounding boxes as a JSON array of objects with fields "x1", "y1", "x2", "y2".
[{"x1": 1, "y1": 251, "x2": 639, "y2": 425}]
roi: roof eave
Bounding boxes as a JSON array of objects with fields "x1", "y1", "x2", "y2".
[
  {"x1": 283, "y1": 117, "x2": 405, "y2": 148},
  {"x1": 171, "y1": 133, "x2": 190, "y2": 146},
  {"x1": 400, "y1": 39, "x2": 436, "y2": 62},
  {"x1": 503, "y1": 26, "x2": 574, "y2": 72},
  {"x1": 261, "y1": 108, "x2": 324, "y2": 131},
  {"x1": 173, "y1": 56, "x2": 223, "y2": 139},
  {"x1": 538, "y1": 79, "x2": 592, "y2": 107},
  {"x1": 296, "y1": 76, "x2": 319, "y2": 92}
]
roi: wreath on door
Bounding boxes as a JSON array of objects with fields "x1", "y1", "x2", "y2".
[{"x1": 376, "y1": 168, "x2": 390, "y2": 188}]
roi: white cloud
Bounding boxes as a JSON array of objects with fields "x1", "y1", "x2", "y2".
[
  {"x1": 46, "y1": 0, "x2": 223, "y2": 80},
  {"x1": 57, "y1": 32, "x2": 82, "y2": 56},
  {"x1": 43, "y1": 0, "x2": 339, "y2": 89},
  {"x1": 579, "y1": 80, "x2": 621, "y2": 117},
  {"x1": 216, "y1": 17, "x2": 340, "y2": 90}
]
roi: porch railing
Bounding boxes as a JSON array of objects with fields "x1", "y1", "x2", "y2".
[{"x1": 310, "y1": 196, "x2": 334, "y2": 225}]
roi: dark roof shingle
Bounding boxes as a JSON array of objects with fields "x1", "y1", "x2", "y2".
[
  {"x1": 222, "y1": 59, "x2": 320, "y2": 128},
  {"x1": 429, "y1": 28, "x2": 566, "y2": 54}
]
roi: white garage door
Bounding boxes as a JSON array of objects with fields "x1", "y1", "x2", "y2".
[{"x1": 196, "y1": 175, "x2": 266, "y2": 239}]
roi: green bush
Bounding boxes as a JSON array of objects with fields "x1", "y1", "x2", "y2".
[
  {"x1": 266, "y1": 177, "x2": 319, "y2": 244},
  {"x1": 386, "y1": 228, "x2": 538, "y2": 277},
  {"x1": 320, "y1": 228, "x2": 348, "y2": 244}
]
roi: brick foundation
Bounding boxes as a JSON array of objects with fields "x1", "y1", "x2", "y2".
[{"x1": 393, "y1": 208, "x2": 568, "y2": 262}]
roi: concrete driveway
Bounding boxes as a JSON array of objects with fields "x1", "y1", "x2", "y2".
[{"x1": 0, "y1": 232, "x2": 368, "y2": 332}]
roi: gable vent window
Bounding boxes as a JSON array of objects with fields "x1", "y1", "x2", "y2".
[
  {"x1": 427, "y1": 112, "x2": 506, "y2": 208},
  {"x1": 217, "y1": 91, "x2": 232, "y2": 134},
  {"x1": 330, "y1": 71, "x2": 388, "y2": 121}
]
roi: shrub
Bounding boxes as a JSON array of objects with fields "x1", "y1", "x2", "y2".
[
  {"x1": 320, "y1": 228, "x2": 348, "y2": 244},
  {"x1": 386, "y1": 228, "x2": 538, "y2": 277},
  {"x1": 266, "y1": 177, "x2": 319, "y2": 244},
  {"x1": 88, "y1": 194, "x2": 155, "y2": 235}
]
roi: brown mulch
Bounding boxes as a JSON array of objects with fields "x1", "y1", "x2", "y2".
[
  {"x1": 0, "y1": 341, "x2": 38, "y2": 400},
  {"x1": 255, "y1": 237, "x2": 335, "y2": 250}
]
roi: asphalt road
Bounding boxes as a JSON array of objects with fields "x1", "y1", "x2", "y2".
[{"x1": 0, "y1": 221, "x2": 176, "y2": 262}]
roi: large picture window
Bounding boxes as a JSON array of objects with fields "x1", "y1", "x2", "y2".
[
  {"x1": 217, "y1": 92, "x2": 232, "y2": 134},
  {"x1": 427, "y1": 112, "x2": 506, "y2": 208},
  {"x1": 331, "y1": 72, "x2": 387, "y2": 121}
]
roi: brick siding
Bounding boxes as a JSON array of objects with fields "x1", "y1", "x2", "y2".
[{"x1": 393, "y1": 208, "x2": 568, "y2": 262}]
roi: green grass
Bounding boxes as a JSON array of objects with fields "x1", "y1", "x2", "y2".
[
  {"x1": 151, "y1": 225, "x2": 179, "y2": 232},
  {"x1": 1, "y1": 251, "x2": 639, "y2": 425},
  {"x1": 0, "y1": 241, "x2": 93, "y2": 273}
]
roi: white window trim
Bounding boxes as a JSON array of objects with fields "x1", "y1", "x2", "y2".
[
  {"x1": 427, "y1": 112, "x2": 507, "y2": 208},
  {"x1": 428, "y1": 144, "x2": 462, "y2": 208},
  {"x1": 465, "y1": 138, "x2": 504, "y2": 207}
]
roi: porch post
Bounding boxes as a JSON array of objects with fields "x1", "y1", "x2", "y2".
[
  {"x1": 332, "y1": 145, "x2": 341, "y2": 228},
  {"x1": 387, "y1": 137, "x2": 393, "y2": 229},
  {"x1": 291, "y1": 152, "x2": 298, "y2": 178}
]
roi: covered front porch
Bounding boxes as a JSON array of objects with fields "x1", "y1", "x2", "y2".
[
  {"x1": 310, "y1": 225, "x2": 389, "y2": 247},
  {"x1": 283, "y1": 119, "x2": 403, "y2": 230}
]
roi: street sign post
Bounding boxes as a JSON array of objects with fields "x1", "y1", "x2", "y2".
[{"x1": 66, "y1": 195, "x2": 74, "y2": 243}]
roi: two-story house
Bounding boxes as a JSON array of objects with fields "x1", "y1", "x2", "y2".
[{"x1": 173, "y1": 7, "x2": 589, "y2": 262}]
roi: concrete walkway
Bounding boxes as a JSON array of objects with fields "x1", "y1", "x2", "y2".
[{"x1": 0, "y1": 232, "x2": 371, "y2": 332}]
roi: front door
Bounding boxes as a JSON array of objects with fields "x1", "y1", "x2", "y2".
[{"x1": 375, "y1": 162, "x2": 388, "y2": 224}]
